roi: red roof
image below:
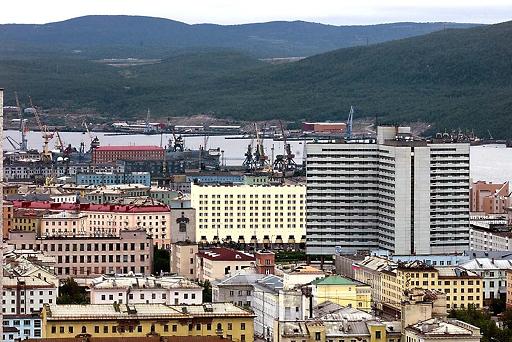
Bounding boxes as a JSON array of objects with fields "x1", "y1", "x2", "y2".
[
  {"x1": 12, "y1": 201, "x2": 170, "y2": 213},
  {"x1": 197, "y1": 247, "x2": 255, "y2": 262},
  {"x1": 95, "y1": 146, "x2": 164, "y2": 151}
]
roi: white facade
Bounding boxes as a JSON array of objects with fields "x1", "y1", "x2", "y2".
[
  {"x1": 306, "y1": 126, "x2": 470, "y2": 255},
  {"x1": 89, "y1": 275, "x2": 202, "y2": 305},
  {"x1": 190, "y1": 183, "x2": 306, "y2": 245},
  {"x1": 252, "y1": 276, "x2": 283, "y2": 341},
  {"x1": 470, "y1": 228, "x2": 512, "y2": 251},
  {"x1": 460, "y1": 258, "x2": 512, "y2": 300},
  {"x1": 2, "y1": 315, "x2": 42, "y2": 341},
  {"x1": 1, "y1": 277, "x2": 57, "y2": 315}
]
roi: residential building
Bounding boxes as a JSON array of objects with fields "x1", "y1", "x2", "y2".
[
  {"x1": 26, "y1": 337, "x2": 224, "y2": 342},
  {"x1": 469, "y1": 217, "x2": 512, "y2": 251},
  {"x1": 76, "y1": 171, "x2": 151, "y2": 186},
  {"x1": 186, "y1": 172, "x2": 244, "y2": 185},
  {"x1": 306, "y1": 126, "x2": 470, "y2": 256},
  {"x1": 196, "y1": 247, "x2": 255, "y2": 281},
  {"x1": 459, "y1": 257, "x2": 512, "y2": 303},
  {"x1": 352, "y1": 255, "x2": 394, "y2": 303},
  {"x1": 84, "y1": 184, "x2": 150, "y2": 204},
  {"x1": 89, "y1": 275, "x2": 202, "y2": 305},
  {"x1": 3, "y1": 200, "x2": 13, "y2": 238},
  {"x1": 212, "y1": 270, "x2": 264, "y2": 304},
  {"x1": 1, "y1": 276, "x2": 57, "y2": 315},
  {"x1": 170, "y1": 241, "x2": 198, "y2": 279},
  {"x1": 190, "y1": 183, "x2": 306, "y2": 247},
  {"x1": 10, "y1": 186, "x2": 79, "y2": 203},
  {"x1": 254, "y1": 250, "x2": 275, "y2": 275},
  {"x1": 2, "y1": 314, "x2": 42, "y2": 342},
  {"x1": 169, "y1": 197, "x2": 196, "y2": 244},
  {"x1": 40, "y1": 211, "x2": 89, "y2": 237},
  {"x1": 404, "y1": 319, "x2": 481, "y2": 342},
  {"x1": 11, "y1": 208, "x2": 45, "y2": 235},
  {"x1": 11, "y1": 200, "x2": 172, "y2": 248},
  {"x1": 92, "y1": 145, "x2": 165, "y2": 164},
  {"x1": 7, "y1": 229, "x2": 153, "y2": 284},
  {"x1": 310, "y1": 275, "x2": 372, "y2": 312},
  {"x1": 252, "y1": 275, "x2": 284, "y2": 341},
  {"x1": 471, "y1": 181, "x2": 511, "y2": 214},
  {"x1": 40, "y1": 303, "x2": 255, "y2": 342},
  {"x1": 3, "y1": 253, "x2": 58, "y2": 287}
]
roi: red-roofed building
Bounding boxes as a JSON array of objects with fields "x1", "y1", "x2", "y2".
[
  {"x1": 92, "y1": 146, "x2": 164, "y2": 164},
  {"x1": 11, "y1": 200, "x2": 172, "y2": 248},
  {"x1": 196, "y1": 247, "x2": 255, "y2": 281}
]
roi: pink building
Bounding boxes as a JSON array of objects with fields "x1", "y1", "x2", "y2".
[
  {"x1": 7, "y1": 229, "x2": 153, "y2": 284},
  {"x1": 11, "y1": 200, "x2": 172, "y2": 248},
  {"x1": 470, "y1": 181, "x2": 511, "y2": 214}
]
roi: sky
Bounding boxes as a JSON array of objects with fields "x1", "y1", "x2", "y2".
[{"x1": 0, "y1": 0, "x2": 511, "y2": 25}]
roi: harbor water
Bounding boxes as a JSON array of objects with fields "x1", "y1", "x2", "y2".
[{"x1": 3, "y1": 130, "x2": 511, "y2": 183}]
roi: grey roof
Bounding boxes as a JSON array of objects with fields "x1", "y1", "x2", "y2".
[
  {"x1": 324, "y1": 320, "x2": 369, "y2": 337},
  {"x1": 214, "y1": 273, "x2": 265, "y2": 287},
  {"x1": 464, "y1": 250, "x2": 512, "y2": 260},
  {"x1": 254, "y1": 275, "x2": 284, "y2": 293}
]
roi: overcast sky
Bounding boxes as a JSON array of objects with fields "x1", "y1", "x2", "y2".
[{"x1": 1, "y1": 0, "x2": 511, "y2": 25}]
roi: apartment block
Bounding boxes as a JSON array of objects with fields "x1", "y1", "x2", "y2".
[
  {"x1": 89, "y1": 275, "x2": 202, "y2": 305},
  {"x1": 11, "y1": 200, "x2": 172, "y2": 248},
  {"x1": 40, "y1": 303, "x2": 255, "y2": 342},
  {"x1": 306, "y1": 126, "x2": 470, "y2": 256},
  {"x1": 76, "y1": 171, "x2": 151, "y2": 186},
  {"x1": 1, "y1": 276, "x2": 57, "y2": 315},
  {"x1": 170, "y1": 241, "x2": 198, "y2": 279},
  {"x1": 196, "y1": 247, "x2": 255, "y2": 281},
  {"x1": 190, "y1": 183, "x2": 306, "y2": 247},
  {"x1": 7, "y1": 229, "x2": 153, "y2": 284},
  {"x1": 2, "y1": 314, "x2": 42, "y2": 342},
  {"x1": 470, "y1": 181, "x2": 511, "y2": 214}
]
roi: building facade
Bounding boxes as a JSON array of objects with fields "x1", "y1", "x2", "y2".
[
  {"x1": 7, "y1": 229, "x2": 153, "y2": 284},
  {"x1": 1, "y1": 276, "x2": 57, "y2": 315},
  {"x1": 306, "y1": 126, "x2": 470, "y2": 256},
  {"x1": 2, "y1": 314, "x2": 42, "y2": 342},
  {"x1": 41, "y1": 303, "x2": 254, "y2": 342},
  {"x1": 470, "y1": 181, "x2": 510, "y2": 214},
  {"x1": 196, "y1": 247, "x2": 255, "y2": 281},
  {"x1": 76, "y1": 171, "x2": 151, "y2": 186},
  {"x1": 92, "y1": 145, "x2": 164, "y2": 164},
  {"x1": 170, "y1": 241, "x2": 198, "y2": 279},
  {"x1": 190, "y1": 183, "x2": 306, "y2": 247},
  {"x1": 89, "y1": 275, "x2": 202, "y2": 305}
]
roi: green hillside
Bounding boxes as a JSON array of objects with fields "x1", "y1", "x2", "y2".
[{"x1": 1, "y1": 21, "x2": 512, "y2": 137}]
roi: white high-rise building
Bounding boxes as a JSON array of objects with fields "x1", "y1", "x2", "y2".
[{"x1": 306, "y1": 126, "x2": 470, "y2": 256}]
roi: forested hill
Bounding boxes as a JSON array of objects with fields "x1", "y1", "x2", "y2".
[
  {"x1": 0, "y1": 15, "x2": 478, "y2": 58},
  {"x1": 1, "y1": 19, "x2": 512, "y2": 137}
]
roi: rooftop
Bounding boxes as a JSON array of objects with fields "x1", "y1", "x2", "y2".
[
  {"x1": 196, "y1": 247, "x2": 255, "y2": 262},
  {"x1": 44, "y1": 303, "x2": 254, "y2": 320},
  {"x1": 90, "y1": 275, "x2": 201, "y2": 290},
  {"x1": 288, "y1": 265, "x2": 325, "y2": 275},
  {"x1": 12, "y1": 200, "x2": 170, "y2": 213},
  {"x1": 25, "y1": 337, "x2": 226, "y2": 342},
  {"x1": 406, "y1": 318, "x2": 480, "y2": 337},
  {"x1": 311, "y1": 275, "x2": 365, "y2": 286}
]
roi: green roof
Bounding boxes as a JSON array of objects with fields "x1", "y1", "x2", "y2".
[{"x1": 311, "y1": 276, "x2": 361, "y2": 286}]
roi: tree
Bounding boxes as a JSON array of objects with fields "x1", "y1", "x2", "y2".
[
  {"x1": 153, "y1": 247, "x2": 170, "y2": 275},
  {"x1": 57, "y1": 278, "x2": 89, "y2": 304},
  {"x1": 199, "y1": 280, "x2": 212, "y2": 303}
]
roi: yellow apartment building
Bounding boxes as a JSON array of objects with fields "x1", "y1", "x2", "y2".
[
  {"x1": 310, "y1": 275, "x2": 372, "y2": 312},
  {"x1": 41, "y1": 303, "x2": 254, "y2": 342},
  {"x1": 190, "y1": 183, "x2": 306, "y2": 246},
  {"x1": 381, "y1": 262, "x2": 483, "y2": 310}
]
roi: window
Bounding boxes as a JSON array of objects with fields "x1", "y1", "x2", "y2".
[
  {"x1": 196, "y1": 324, "x2": 201, "y2": 330},
  {"x1": 81, "y1": 326, "x2": 87, "y2": 333},
  {"x1": 228, "y1": 323, "x2": 232, "y2": 330},
  {"x1": 375, "y1": 331, "x2": 381, "y2": 339},
  {"x1": 315, "y1": 332, "x2": 321, "y2": 341},
  {"x1": 69, "y1": 326, "x2": 74, "y2": 333},
  {"x1": 104, "y1": 326, "x2": 108, "y2": 333},
  {"x1": 172, "y1": 325, "x2": 177, "y2": 332},
  {"x1": 207, "y1": 323, "x2": 212, "y2": 330},
  {"x1": 95, "y1": 326, "x2": 100, "y2": 333},
  {"x1": 60, "y1": 326, "x2": 64, "y2": 333},
  {"x1": 241, "y1": 323, "x2": 246, "y2": 330}
]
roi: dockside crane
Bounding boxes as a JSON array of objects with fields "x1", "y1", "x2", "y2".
[
  {"x1": 30, "y1": 96, "x2": 53, "y2": 162},
  {"x1": 15, "y1": 92, "x2": 28, "y2": 151},
  {"x1": 346, "y1": 105, "x2": 354, "y2": 139},
  {"x1": 254, "y1": 123, "x2": 270, "y2": 171},
  {"x1": 273, "y1": 120, "x2": 297, "y2": 174}
]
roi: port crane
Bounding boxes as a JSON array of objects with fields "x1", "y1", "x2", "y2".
[
  {"x1": 171, "y1": 128, "x2": 184, "y2": 152},
  {"x1": 346, "y1": 105, "x2": 354, "y2": 139},
  {"x1": 15, "y1": 92, "x2": 28, "y2": 151},
  {"x1": 30, "y1": 96, "x2": 53, "y2": 162},
  {"x1": 272, "y1": 120, "x2": 297, "y2": 174}
]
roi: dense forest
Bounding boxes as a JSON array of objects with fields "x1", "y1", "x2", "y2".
[{"x1": 1, "y1": 17, "x2": 511, "y2": 137}]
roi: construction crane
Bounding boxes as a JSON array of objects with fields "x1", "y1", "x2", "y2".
[
  {"x1": 15, "y1": 92, "x2": 28, "y2": 151},
  {"x1": 171, "y1": 128, "x2": 184, "y2": 152},
  {"x1": 346, "y1": 105, "x2": 354, "y2": 139},
  {"x1": 30, "y1": 96, "x2": 53, "y2": 162}
]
